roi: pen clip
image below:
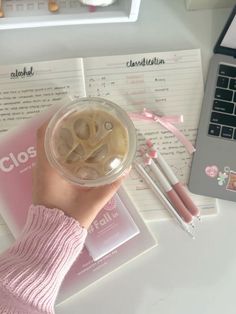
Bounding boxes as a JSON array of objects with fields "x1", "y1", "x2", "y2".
[{"x1": 139, "y1": 139, "x2": 158, "y2": 166}]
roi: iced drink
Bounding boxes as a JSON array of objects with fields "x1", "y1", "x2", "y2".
[{"x1": 45, "y1": 98, "x2": 136, "y2": 187}]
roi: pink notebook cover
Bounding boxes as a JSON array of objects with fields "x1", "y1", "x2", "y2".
[
  {"x1": 0, "y1": 108, "x2": 157, "y2": 304},
  {"x1": 0, "y1": 107, "x2": 56, "y2": 235}
]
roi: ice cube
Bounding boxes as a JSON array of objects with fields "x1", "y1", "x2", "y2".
[
  {"x1": 74, "y1": 119, "x2": 90, "y2": 140},
  {"x1": 55, "y1": 128, "x2": 74, "y2": 156},
  {"x1": 66, "y1": 144, "x2": 85, "y2": 163},
  {"x1": 87, "y1": 144, "x2": 108, "y2": 163},
  {"x1": 77, "y1": 167, "x2": 99, "y2": 180},
  {"x1": 59, "y1": 128, "x2": 73, "y2": 148}
]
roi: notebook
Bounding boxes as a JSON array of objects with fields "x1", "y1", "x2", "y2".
[
  {"x1": 0, "y1": 49, "x2": 217, "y2": 229},
  {"x1": 189, "y1": 5, "x2": 236, "y2": 201}
]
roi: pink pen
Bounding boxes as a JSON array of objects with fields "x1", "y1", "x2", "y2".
[
  {"x1": 147, "y1": 157, "x2": 193, "y2": 224},
  {"x1": 146, "y1": 140, "x2": 200, "y2": 218},
  {"x1": 134, "y1": 161, "x2": 194, "y2": 238}
]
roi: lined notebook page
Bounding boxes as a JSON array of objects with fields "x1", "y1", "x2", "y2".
[
  {"x1": 84, "y1": 49, "x2": 216, "y2": 220},
  {"x1": 0, "y1": 58, "x2": 86, "y2": 133},
  {"x1": 0, "y1": 58, "x2": 86, "y2": 234}
]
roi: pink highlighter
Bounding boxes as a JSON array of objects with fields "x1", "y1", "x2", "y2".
[
  {"x1": 145, "y1": 139, "x2": 200, "y2": 219},
  {"x1": 147, "y1": 158, "x2": 193, "y2": 224},
  {"x1": 155, "y1": 152, "x2": 200, "y2": 218}
]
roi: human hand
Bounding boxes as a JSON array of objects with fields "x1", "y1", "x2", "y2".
[{"x1": 33, "y1": 122, "x2": 128, "y2": 229}]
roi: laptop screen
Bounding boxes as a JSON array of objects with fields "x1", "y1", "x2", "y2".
[
  {"x1": 221, "y1": 15, "x2": 236, "y2": 49},
  {"x1": 214, "y1": 5, "x2": 236, "y2": 56}
]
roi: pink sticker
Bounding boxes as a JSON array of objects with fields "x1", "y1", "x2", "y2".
[{"x1": 205, "y1": 165, "x2": 219, "y2": 178}]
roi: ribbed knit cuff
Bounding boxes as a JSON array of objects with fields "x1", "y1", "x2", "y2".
[{"x1": 0, "y1": 205, "x2": 87, "y2": 314}]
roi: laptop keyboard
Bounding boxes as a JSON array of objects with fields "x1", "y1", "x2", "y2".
[{"x1": 208, "y1": 63, "x2": 236, "y2": 140}]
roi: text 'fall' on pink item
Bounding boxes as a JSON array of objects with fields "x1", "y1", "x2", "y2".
[{"x1": 0, "y1": 205, "x2": 87, "y2": 314}]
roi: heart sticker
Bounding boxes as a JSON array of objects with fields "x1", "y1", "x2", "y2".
[{"x1": 205, "y1": 165, "x2": 219, "y2": 178}]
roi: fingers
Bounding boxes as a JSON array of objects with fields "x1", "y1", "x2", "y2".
[
  {"x1": 36, "y1": 121, "x2": 49, "y2": 151},
  {"x1": 88, "y1": 175, "x2": 126, "y2": 208},
  {"x1": 36, "y1": 120, "x2": 51, "y2": 166},
  {"x1": 73, "y1": 177, "x2": 124, "y2": 228}
]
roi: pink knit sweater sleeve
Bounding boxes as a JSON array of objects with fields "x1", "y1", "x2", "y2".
[{"x1": 0, "y1": 205, "x2": 87, "y2": 314}]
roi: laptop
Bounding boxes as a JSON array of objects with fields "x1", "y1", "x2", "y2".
[{"x1": 188, "y1": 5, "x2": 236, "y2": 202}]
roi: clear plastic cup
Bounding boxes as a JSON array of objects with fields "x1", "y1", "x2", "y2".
[{"x1": 45, "y1": 97, "x2": 137, "y2": 187}]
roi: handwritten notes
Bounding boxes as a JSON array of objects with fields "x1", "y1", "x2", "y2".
[{"x1": 0, "y1": 58, "x2": 85, "y2": 133}]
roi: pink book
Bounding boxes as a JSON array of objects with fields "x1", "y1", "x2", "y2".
[{"x1": 0, "y1": 108, "x2": 157, "y2": 304}]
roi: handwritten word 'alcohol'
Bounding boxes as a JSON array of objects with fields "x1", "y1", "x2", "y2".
[{"x1": 10, "y1": 67, "x2": 34, "y2": 79}]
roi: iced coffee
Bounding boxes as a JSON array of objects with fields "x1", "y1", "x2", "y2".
[{"x1": 45, "y1": 97, "x2": 136, "y2": 187}]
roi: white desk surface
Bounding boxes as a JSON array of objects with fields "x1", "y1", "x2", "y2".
[{"x1": 0, "y1": 1, "x2": 235, "y2": 313}]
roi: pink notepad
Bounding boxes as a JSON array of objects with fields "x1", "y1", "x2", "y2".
[
  {"x1": 0, "y1": 107, "x2": 156, "y2": 304},
  {"x1": 86, "y1": 194, "x2": 140, "y2": 261}
]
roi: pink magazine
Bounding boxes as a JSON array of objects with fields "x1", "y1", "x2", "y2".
[{"x1": 0, "y1": 107, "x2": 157, "y2": 304}]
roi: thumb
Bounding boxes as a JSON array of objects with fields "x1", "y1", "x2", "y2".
[{"x1": 91, "y1": 166, "x2": 131, "y2": 204}]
